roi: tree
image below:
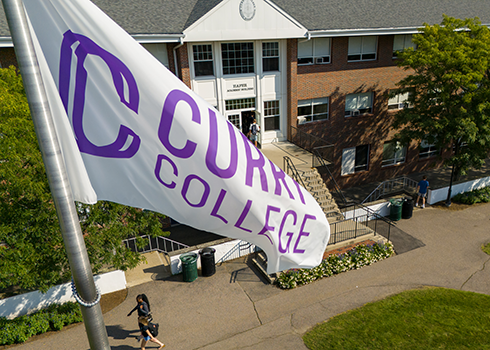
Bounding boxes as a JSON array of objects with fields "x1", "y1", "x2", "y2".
[
  {"x1": 0, "y1": 66, "x2": 168, "y2": 293},
  {"x1": 391, "y1": 15, "x2": 490, "y2": 203}
]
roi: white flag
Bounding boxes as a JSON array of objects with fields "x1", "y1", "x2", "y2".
[{"x1": 22, "y1": 0, "x2": 330, "y2": 273}]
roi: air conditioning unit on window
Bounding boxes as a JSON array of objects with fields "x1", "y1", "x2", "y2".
[{"x1": 352, "y1": 110, "x2": 360, "y2": 116}]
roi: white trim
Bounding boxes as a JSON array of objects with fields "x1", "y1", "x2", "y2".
[
  {"x1": 308, "y1": 27, "x2": 422, "y2": 38},
  {"x1": 132, "y1": 34, "x2": 185, "y2": 43},
  {"x1": 0, "y1": 37, "x2": 13, "y2": 47}
]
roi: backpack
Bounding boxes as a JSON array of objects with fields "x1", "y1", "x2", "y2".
[
  {"x1": 148, "y1": 322, "x2": 159, "y2": 337},
  {"x1": 251, "y1": 124, "x2": 258, "y2": 135}
]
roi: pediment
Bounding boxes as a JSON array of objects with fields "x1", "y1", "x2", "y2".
[{"x1": 184, "y1": 0, "x2": 306, "y2": 42}]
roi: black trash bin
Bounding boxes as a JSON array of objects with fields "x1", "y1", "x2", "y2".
[
  {"x1": 199, "y1": 247, "x2": 216, "y2": 277},
  {"x1": 402, "y1": 197, "x2": 413, "y2": 219}
]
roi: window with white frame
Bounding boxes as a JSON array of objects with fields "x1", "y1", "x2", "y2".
[
  {"x1": 262, "y1": 42, "x2": 279, "y2": 72},
  {"x1": 297, "y1": 38, "x2": 331, "y2": 65},
  {"x1": 388, "y1": 91, "x2": 410, "y2": 110},
  {"x1": 393, "y1": 34, "x2": 415, "y2": 57},
  {"x1": 348, "y1": 36, "x2": 377, "y2": 61},
  {"x1": 297, "y1": 97, "x2": 329, "y2": 124},
  {"x1": 221, "y1": 42, "x2": 254, "y2": 75},
  {"x1": 419, "y1": 139, "x2": 439, "y2": 159},
  {"x1": 341, "y1": 145, "x2": 369, "y2": 175},
  {"x1": 382, "y1": 141, "x2": 407, "y2": 166},
  {"x1": 345, "y1": 92, "x2": 373, "y2": 117},
  {"x1": 192, "y1": 44, "x2": 214, "y2": 77},
  {"x1": 264, "y1": 100, "x2": 280, "y2": 131}
]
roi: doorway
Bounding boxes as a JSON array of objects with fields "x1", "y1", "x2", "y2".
[{"x1": 226, "y1": 110, "x2": 255, "y2": 135}]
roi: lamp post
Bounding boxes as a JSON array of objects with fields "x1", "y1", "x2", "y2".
[{"x1": 445, "y1": 163, "x2": 455, "y2": 207}]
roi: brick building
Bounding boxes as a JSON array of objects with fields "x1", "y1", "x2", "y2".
[{"x1": 0, "y1": 0, "x2": 489, "y2": 189}]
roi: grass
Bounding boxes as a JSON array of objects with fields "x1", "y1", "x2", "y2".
[
  {"x1": 482, "y1": 243, "x2": 490, "y2": 256},
  {"x1": 303, "y1": 287, "x2": 490, "y2": 350}
]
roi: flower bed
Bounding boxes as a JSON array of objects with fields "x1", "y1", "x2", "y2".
[{"x1": 276, "y1": 242, "x2": 395, "y2": 289}]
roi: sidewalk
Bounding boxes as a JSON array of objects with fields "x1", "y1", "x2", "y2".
[{"x1": 14, "y1": 202, "x2": 490, "y2": 349}]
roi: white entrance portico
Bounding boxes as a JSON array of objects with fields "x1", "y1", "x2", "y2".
[{"x1": 184, "y1": 0, "x2": 307, "y2": 146}]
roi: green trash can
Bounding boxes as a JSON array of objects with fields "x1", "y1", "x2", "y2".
[
  {"x1": 389, "y1": 198, "x2": 403, "y2": 221},
  {"x1": 180, "y1": 252, "x2": 198, "y2": 282}
]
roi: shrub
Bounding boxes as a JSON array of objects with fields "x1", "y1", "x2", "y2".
[
  {"x1": 0, "y1": 302, "x2": 82, "y2": 345},
  {"x1": 453, "y1": 187, "x2": 490, "y2": 205},
  {"x1": 276, "y1": 242, "x2": 395, "y2": 289}
]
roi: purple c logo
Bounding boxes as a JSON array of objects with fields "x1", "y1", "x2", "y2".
[{"x1": 59, "y1": 30, "x2": 140, "y2": 158}]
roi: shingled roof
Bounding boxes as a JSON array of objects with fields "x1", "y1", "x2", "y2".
[{"x1": 0, "y1": 0, "x2": 489, "y2": 38}]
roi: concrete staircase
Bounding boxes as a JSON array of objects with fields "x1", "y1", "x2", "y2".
[
  {"x1": 300, "y1": 168, "x2": 344, "y2": 223},
  {"x1": 252, "y1": 168, "x2": 378, "y2": 282}
]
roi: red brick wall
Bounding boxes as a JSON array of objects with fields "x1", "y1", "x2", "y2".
[
  {"x1": 288, "y1": 36, "x2": 446, "y2": 189},
  {"x1": 167, "y1": 43, "x2": 191, "y2": 89}
]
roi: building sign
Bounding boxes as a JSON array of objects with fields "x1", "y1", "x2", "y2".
[{"x1": 225, "y1": 78, "x2": 256, "y2": 98}]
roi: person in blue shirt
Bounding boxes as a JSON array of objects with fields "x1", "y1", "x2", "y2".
[{"x1": 415, "y1": 175, "x2": 429, "y2": 208}]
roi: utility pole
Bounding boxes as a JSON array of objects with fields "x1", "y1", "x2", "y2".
[{"x1": 2, "y1": 0, "x2": 110, "y2": 348}]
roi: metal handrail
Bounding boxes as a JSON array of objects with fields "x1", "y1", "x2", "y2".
[
  {"x1": 216, "y1": 240, "x2": 256, "y2": 264},
  {"x1": 312, "y1": 148, "x2": 348, "y2": 207},
  {"x1": 289, "y1": 125, "x2": 333, "y2": 156},
  {"x1": 283, "y1": 155, "x2": 308, "y2": 190},
  {"x1": 122, "y1": 235, "x2": 189, "y2": 254},
  {"x1": 330, "y1": 203, "x2": 394, "y2": 244},
  {"x1": 361, "y1": 176, "x2": 418, "y2": 204}
]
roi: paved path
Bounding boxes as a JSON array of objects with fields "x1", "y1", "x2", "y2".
[{"x1": 13, "y1": 203, "x2": 490, "y2": 349}]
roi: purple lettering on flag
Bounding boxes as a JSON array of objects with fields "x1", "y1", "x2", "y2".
[{"x1": 59, "y1": 30, "x2": 141, "y2": 158}]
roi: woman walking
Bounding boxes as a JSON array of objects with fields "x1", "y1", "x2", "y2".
[{"x1": 138, "y1": 316, "x2": 165, "y2": 349}]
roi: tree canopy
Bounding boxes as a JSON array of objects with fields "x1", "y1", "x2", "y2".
[
  {"x1": 0, "y1": 66, "x2": 168, "y2": 293},
  {"x1": 391, "y1": 15, "x2": 490, "y2": 176}
]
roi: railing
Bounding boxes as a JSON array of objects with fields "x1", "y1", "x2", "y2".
[
  {"x1": 216, "y1": 240, "x2": 257, "y2": 264},
  {"x1": 289, "y1": 125, "x2": 334, "y2": 161},
  {"x1": 123, "y1": 235, "x2": 189, "y2": 254},
  {"x1": 312, "y1": 147, "x2": 347, "y2": 207},
  {"x1": 329, "y1": 203, "x2": 393, "y2": 244},
  {"x1": 361, "y1": 176, "x2": 418, "y2": 204},
  {"x1": 283, "y1": 155, "x2": 307, "y2": 189}
]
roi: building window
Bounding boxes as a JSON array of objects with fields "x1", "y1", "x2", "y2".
[
  {"x1": 382, "y1": 141, "x2": 407, "y2": 166},
  {"x1": 225, "y1": 98, "x2": 256, "y2": 111},
  {"x1": 262, "y1": 42, "x2": 279, "y2": 72},
  {"x1": 419, "y1": 140, "x2": 439, "y2": 159},
  {"x1": 192, "y1": 44, "x2": 214, "y2": 76},
  {"x1": 341, "y1": 145, "x2": 369, "y2": 175},
  {"x1": 345, "y1": 92, "x2": 373, "y2": 117},
  {"x1": 297, "y1": 98, "x2": 329, "y2": 124},
  {"x1": 348, "y1": 36, "x2": 377, "y2": 61},
  {"x1": 221, "y1": 42, "x2": 254, "y2": 75},
  {"x1": 388, "y1": 91, "x2": 410, "y2": 110},
  {"x1": 393, "y1": 34, "x2": 415, "y2": 57},
  {"x1": 297, "y1": 38, "x2": 331, "y2": 65},
  {"x1": 264, "y1": 100, "x2": 280, "y2": 131},
  {"x1": 142, "y1": 43, "x2": 169, "y2": 68}
]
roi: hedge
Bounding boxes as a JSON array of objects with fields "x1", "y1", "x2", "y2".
[{"x1": 0, "y1": 302, "x2": 83, "y2": 345}]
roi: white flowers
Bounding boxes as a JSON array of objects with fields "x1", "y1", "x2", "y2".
[{"x1": 277, "y1": 242, "x2": 395, "y2": 289}]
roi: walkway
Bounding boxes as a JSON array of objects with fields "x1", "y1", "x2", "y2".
[{"x1": 14, "y1": 202, "x2": 490, "y2": 349}]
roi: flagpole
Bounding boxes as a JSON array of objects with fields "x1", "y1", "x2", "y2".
[{"x1": 1, "y1": 0, "x2": 110, "y2": 349}]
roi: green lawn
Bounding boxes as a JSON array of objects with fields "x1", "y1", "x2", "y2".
[{"x1": 303, "y1": 287, "x2": 490, "y2": 349}]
